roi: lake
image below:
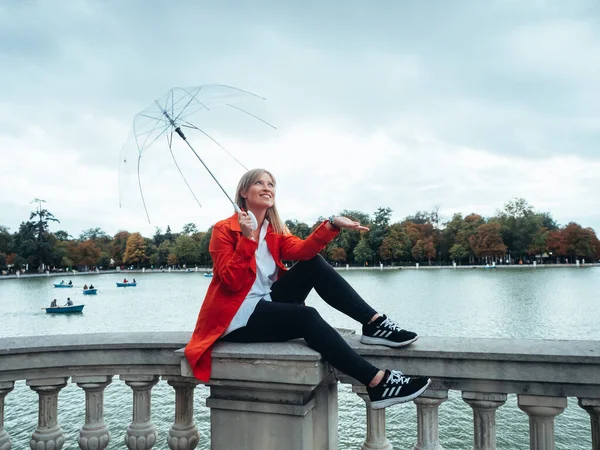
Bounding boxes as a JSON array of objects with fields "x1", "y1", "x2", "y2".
[{"x1": 1, "y1": 267, "x2": 598, "y2": 449}]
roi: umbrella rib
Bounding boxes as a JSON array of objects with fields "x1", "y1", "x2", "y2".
[
  {"x1": 134, "y1": 121, "x2": 169, "y2": 138},
  {"x1": 226, "y1": 104, "x2": 277, "y2": 129},
  {"x1": 167, "y1": 131, "x2": 203, "y2": 208},
  {"x1": 170, "y1": 88, "x2": 203, "y2": 114},
  {"x1": 182, "y1": 121, "x2": 248, "y2": 170},
  {"x1": 135, "y1": 114, "x2": 169, "y2": 151},
  {"x1": 136, "y1": 154, "x2": 152, "y2": 223},
  {"x1": 177, "y1": 103, "x2": 210, "y2": 122},
  {"x1": 172, "y1": 86, "x2": 203, "y2": 125},
  {"x1": 138, "y1": 113, "x2": 164, "y2": 121},
  {"x1": 139, "y1": 123, "x2": 172, "y2": 153}
]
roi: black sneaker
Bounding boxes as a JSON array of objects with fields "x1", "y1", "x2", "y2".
[
  {"x1": 367, "y1": 370, "x2": 431, "y2": 410},
  {"x1": 361, "y1": 315, "x2": 418, "y2": 347}
]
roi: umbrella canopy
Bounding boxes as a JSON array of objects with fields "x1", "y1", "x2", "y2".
[{"x1": 119, "y1": 84, "x2": 276, "y2": 225}]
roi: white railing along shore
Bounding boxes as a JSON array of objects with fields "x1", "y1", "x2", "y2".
[{"x1": 0, "y1": 332, "x2": 599, "y2": 449}]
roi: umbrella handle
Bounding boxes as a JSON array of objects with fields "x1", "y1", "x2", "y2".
[{"x1": 233, "y1": 204, "x2": 258, "y2": 231}]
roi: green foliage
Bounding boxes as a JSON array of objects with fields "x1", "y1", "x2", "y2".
[
  {"x1": 449, "y1": 244, "x2": 469, "y2": 262},
  {"x1": 353, "y1": 236, "x2": 374, "y2": 264},
  {"x1": 172, "y1": 234, "x2": 202, "y2": 265},
  {"x1": 493, "y1": 198, "x2": 544, "y2": 257},
  {"x1": 0, "y1": 226, "x2": 12, "y2": 254},
  {"x1": 181, "y1": 223, "x2": 198, "y2": 235},
  {"x1": 79, "y1": 227, "x2": 109, "y2": 241},
  {"x1": 285, "y1": 220, "x2": 311, "y2": 239},
  {"x1": 2, "y1": 198, "x2": 599, "y2": 271}
]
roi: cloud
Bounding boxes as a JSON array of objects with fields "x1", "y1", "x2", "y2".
[{"x1": 1, "y1": 0, "x2": 599, "y2": 236}]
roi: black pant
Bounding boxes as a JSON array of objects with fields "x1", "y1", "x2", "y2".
[{"x1": 221, "y1": 255, "x2": 380, "y2": 385}]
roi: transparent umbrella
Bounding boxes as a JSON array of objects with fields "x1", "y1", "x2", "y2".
[{"x1": 118, "y1": 84, "x2": 276, "y2": 228}]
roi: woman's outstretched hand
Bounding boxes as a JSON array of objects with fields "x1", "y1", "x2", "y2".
[{"x1": 331, "y1": 216, "x2": 369, "y2": 231}]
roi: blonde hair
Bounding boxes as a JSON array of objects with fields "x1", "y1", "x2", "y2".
[{"x1": 235, "y1": 169, "x2": 289, "y2": 235}]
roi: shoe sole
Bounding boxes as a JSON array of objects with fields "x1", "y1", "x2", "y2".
[
  {"x1": 360, "y1": 335, "x2": 418, "y2": 348},
  {"x1": 370, "y1": 378, "x2": 431, "y2": 410}
]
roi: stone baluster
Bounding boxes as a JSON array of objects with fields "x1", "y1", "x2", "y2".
[
  {"x1": 578, "y1": 398, "x2": 600, "y2": 450},
  {"x1": 462, "y1": 392, "x2": 507, "y2": 450},
  {"x1": 352, "y1": 385, "x2": 392, "y2": 450},
  {"x1": 517, "y1": 395, "x2": 566, "y2": 450},
  {"x1": 0, "y1": 382, "x2": 14, "y2": 450},
  {"x1": 164, "y1": 377, "x2": 200, "y2": 450},
  {"x1": 27, "y1": 377, "x2": 68, "y2": 450},
  {"x1": 73, "y1": 376, "x2": 112, "y2": 450},
  {"x1": 413, "y1": 389, "x2": 448, "y2": 450},
  {"x1": 121, "y1": 375, "x2": 159, "y2": 450}
]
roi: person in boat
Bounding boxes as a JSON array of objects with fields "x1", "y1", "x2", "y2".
[
  {"x1": 89, "y1": 284, "x2": 94, "y2": 289},
  {"x1": 123, "y1": 278, "x2": 128, "y2": 283},
  {"x1": 65, "y1": 297, "x2": 73, "y2": 306},
  {"x1": 68, "y1": 280, "x2": 72, "y2": 285},
  {"x1": 83, "y1": 284, "x2": 88, "y2": 290},
  {"x1": 185, "y1": 168, "x2": 430, "y2": 410},
  {"x1": 133, "y1": 278, "x2": 136, "y2": 283},
  {"x1": 60, "y1": 280, "x2": 65, "y2": 285},
  {"x1": 50, "y1": 299, "x2": 57, "y2": 307}
]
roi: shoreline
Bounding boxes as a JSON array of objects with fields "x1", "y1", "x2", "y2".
[{"x1": 1, "y1": 263, "x2": 598, "y2": 281}]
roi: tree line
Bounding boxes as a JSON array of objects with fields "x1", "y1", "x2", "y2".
[{"x1": 1, "y1": 198, "x2": 599, "y2": 274}]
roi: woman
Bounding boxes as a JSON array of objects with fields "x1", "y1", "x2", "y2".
[{"x1": 185, "y1": 169, "x2": 430, "y2": 409}]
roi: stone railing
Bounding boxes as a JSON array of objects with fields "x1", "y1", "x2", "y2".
[{"x1": 1, "y1": 332, "x2": 599, "y2": 450}]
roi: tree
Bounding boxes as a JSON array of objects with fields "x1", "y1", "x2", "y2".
[
  {"x1": 30, "y1": 199, "x2": 59, "y2": 241},
  {"x1": 469, "y1": 223, "x2": 507, "y2": 260},
  {"x1": 79, "y1": 228, "x2": 109, "y2": 241},
  {"x1": 123, "y1": 233, "x2": 147, "y2": 266},
  {"x1": 494, "y1": 198, "x2": 542, "y2": 258},
  {"x1": 156, "y1": 241, "x2": 172, "y2": 267},
  {"x1": 71, "y1": 240, "x2": 102, "y2": 269},
  {"x1": 153, "y1": 227, "x2": 164, "y2": 246},
  {"x1": 164, "y1": 225, "x2": 173, "y2": 242},
  {"x1": 370, "y1": 207, "x2": 392, "y2": 261},
  {"x1": 53, "y1": 230, "x2": 71, "y2": 241},
  {"x1": 404, "y1": 211, "x2": 434, "y2": 225},
  {"x1": 26, "y1": 199, "x2": 60, "y2": 270},
  {"x1": 199, "y1": 227, "x2": 213, "y2": 266},
  {"x1": 13, "y1": 221, "x2": 37, "y2": 268},
  {"x1": 412, "y1": 238, "x2": 436, "y2": 264},
  {"x1": 353, "y1": 236, "x2": 374, "y2": 264},
  {"x1": 285, "y1": 220, "x2": 311, "y2": 239},
  {"x1": 561, "y1": 223, "x2": 599, "y2": 261},
  {"x1": 181, "y1": 223, "x2": 198, "y2": 235},
  {"x1": 528, "y1": 227, "x2": 550, "y2": 257},
  {"x1": 334, "y1": 210, "x2": 372, "y2": 264},
  {"x1": 329, "y1": 247, "x2": 347, "y2": 263},
  {"x1": 111, "y1": 231, "x2": 130, "y2": 265},
  {"x1": 0, "y1": 226, "x2": 12, "y2": 257},
  {"x1": 449, "y1": 244, "x2": 469, "y2": 263},
  {"x1": 379, "y1": 224, "x2": 411, "y2": 262},
  {"x1": 172, "y1": 234, "x2": 202, "y2": 265}
]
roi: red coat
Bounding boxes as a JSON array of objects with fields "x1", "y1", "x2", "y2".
[{"x1": 184, "y1": 213, "x2": 339, "y2": 382}]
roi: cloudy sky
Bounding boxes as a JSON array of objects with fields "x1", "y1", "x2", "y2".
[{"x1": 1, "y1": 0, "x2": 599, "y2": 238}]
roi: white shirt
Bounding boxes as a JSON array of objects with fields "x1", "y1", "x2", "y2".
[{"x1": 222, "y1": 219, "x2": 278, "y2": 336}]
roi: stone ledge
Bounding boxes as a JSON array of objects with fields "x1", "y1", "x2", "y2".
[
  {"x1": 0, "y1": 331, "x2": 192, "y2": 355},
  {"x1": 346, "y1": 335, "x2": 600, "y2": 363},
  {"x1": 3, "y1": 333, "x2": 600, "y2": 396}
]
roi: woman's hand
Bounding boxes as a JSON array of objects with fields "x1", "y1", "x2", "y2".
[
  {"x1": 238, "y1": 211, "x2": 256, "y2": 239},
  {"x1": 331, "y1": 216, "x2": 369, "y2": 231}
]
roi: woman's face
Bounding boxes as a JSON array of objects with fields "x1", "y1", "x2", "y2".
[{"x1": 243, "y1": 172, "x2": 275, "y2": 211}]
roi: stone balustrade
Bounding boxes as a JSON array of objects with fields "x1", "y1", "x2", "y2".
[{"x1": 0, "y1": 332, "x2": 599, "y2": 449}]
